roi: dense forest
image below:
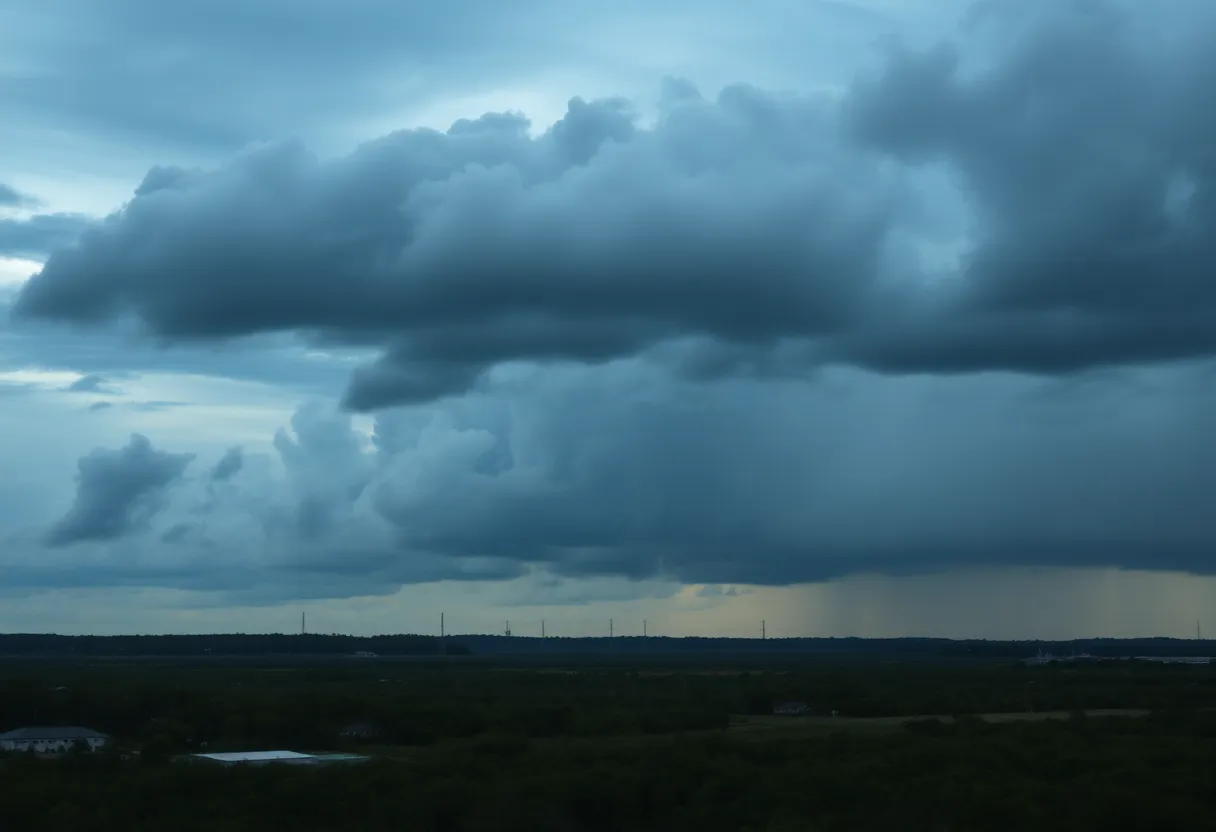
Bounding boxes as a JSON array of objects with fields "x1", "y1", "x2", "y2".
[
  {"x1": 7, "y1": 712, "x2": 1216, "y2": 831},
  {"x1": 4, "y1": 656, "x2": 1216, "y2": 829},
  {"x1": 3, "y1": 658, "x2": 1216, "y2": 747},
  {"x1": 4, "y1": 632, "x2": 1216, "y2": 659}
]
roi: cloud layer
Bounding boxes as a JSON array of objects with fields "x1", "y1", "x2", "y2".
[
  {"x1": 15, "y1": 1, "x2": 1216, "y2": 410},
  {"x1": 8, "y1": 355, "x2": 1216, "y2": 600},
  {"x1": 6, "y1": 0, "x2": 1216, "y2": 603}
]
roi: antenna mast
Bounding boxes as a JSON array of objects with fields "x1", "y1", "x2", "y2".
[
  {"x1": 609, "y1": 618, "x2": 614, "y2": 638},
  {"x1": 301, "y1": 612, "x2": 306, "y2": 636},
  {"x1": 762, "y1": 620, "x2": 766, "y2": 640},
  {"x1": 505, "y1": 620, "x2": 512, "y2": 637}
]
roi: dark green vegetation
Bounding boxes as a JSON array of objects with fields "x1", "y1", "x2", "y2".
[
  {"x1": 4, "y1": 655, "x2": 1216, "y2": 830},
  {"x1": 0, "y1": 632, "x2": 467, "y2": 657}
]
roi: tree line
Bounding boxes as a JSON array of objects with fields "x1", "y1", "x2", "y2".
[{"x1": 0, "y1": 633, "x2": 466, "y2": 657}]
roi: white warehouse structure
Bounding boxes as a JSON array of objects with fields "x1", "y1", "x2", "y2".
[{"x1": 190, "y1": 750, "x2": 368, "y2": 766}]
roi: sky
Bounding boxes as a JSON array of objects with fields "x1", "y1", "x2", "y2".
[{"x1": 3, "y1": 0, "x2": 1216, "y2": 639}]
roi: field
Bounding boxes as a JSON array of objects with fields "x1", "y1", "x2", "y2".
[{"x1": 3, "y1": 652, "x2": 1216, "y2": 830}]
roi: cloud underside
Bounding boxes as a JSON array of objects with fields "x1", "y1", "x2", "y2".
[
  {"x1": 12, "y1": 1, "x2": 1216, "y2": 411},
  {"x1": 15, "y1": 355, "x2": 1216, "y2": 600}
]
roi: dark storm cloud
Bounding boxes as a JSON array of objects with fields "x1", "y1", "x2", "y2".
[
  {"x1": 839, "y1": 0, "x2": 1216, "y2": 374},
  {"x1": 46, "y1": 433, "x2": 195, "y2": 546},
  {"x1": 0, "y1": 213, "x2": 94, "y2": 261},
  {"x1": 12, "y1": 349, "x2": 1216, "y2": 599},
  {"x1": 126, "y1": 364, "x2": 1216, "y2": 590},
  {"x1": 14, "y1": 1, "x2": 1216, "y2": 406},
  {"x1": 366, "y1": 361, "x2": 1216, "y2": 585},
  {"x1": 12, "y1": 88, "x2": 900, "y2": 408}
]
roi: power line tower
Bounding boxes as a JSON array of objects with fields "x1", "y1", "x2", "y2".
[{"x1": 504, "y1": 621, "x2": 512, "y2": 637}]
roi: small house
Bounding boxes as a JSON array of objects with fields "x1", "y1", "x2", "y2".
[{"x1": 0, "y1": 726, "x2": 109, "y2": 754}]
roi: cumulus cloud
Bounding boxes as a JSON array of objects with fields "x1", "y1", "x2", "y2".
[
  {"x1": 46, "y1": 433, "x2": 195, "y2": 546},
  {"x1": 7, "y1": 350, "x2": 1216, "y2": 599},
  {"x1": 13, "y1": 0, "x2": 1216, "y2": 410},
  {"x1": 838, "y1": 0, "x2": 1216, "y2": 374},
  {"x1": 14, "y1": 87, "x2": 892, "y2": 411}
]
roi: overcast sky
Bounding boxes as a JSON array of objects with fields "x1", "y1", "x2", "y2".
[{"x1": 3, "y1": 0, "x2": 1216, "y2": 639}]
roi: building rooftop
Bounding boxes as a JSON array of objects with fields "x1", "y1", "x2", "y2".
[
  {"x1": 193, "y1": 750, "x2": 314, "y2": 763},
  {"x1": 0, "y1": 726, "x2": 108, "y2": 741}
]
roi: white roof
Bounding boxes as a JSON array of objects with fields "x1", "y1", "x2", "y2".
[{"x1": 193, "y1": 750, "x2": 315, "y2": 762}]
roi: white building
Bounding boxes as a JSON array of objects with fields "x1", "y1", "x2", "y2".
[
  {"x1": 189, "y1": 750, "x2": 369, "y2": 766},
  {"x1": 191, "y1": 750, "x2": 318, "y2": 766},
  {"x1": 0, "y1": 726, "x2": 109, "y2": 754}
]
